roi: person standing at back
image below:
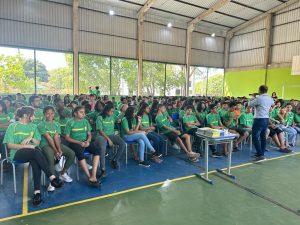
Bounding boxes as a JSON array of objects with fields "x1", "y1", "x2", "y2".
[{"x1": 248, "y1": 85, "x2": 274, "y2": 161}]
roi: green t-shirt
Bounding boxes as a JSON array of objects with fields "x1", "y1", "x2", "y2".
[
  {"x1": 54, "y1": 107, "x2": 71, "y2": 121},
  {"x1": 274, "y1": 114, "x2": 287, "y2": 125},
  {"x1": 120, "y1": 117, "x2": 136, "y2": 137},
  {"x1": 168, "y1": 108, "x2": 178, "y2": 116},
  {"x1": 113, "y1": 110, "x2": 120, "y2": 121},
  {"x1": 8, "y1": 107, "x2": 16, "y2": 114},
  {"x1": 206, "y1": 113, "x2": 221, "y2": 127},
  {"x1": 0, "y1": 112, "x2": 14, "y2": 132},
  {"x1": 239, "y1": 112, "x2": 254, "y2": 128},
  {"x1": 223, "y1": 111, "x2": 236, "y2": 128},
  {"x1": 179, "y1": 110, "x2": 185, "y2": 119},
  {"x1": 3, "y1": 122, "x2": 41, "y2": 160},
  {"x1": 58, "y1": 118, "x2": 69, "y2": 135},
  {"x1": 86, "y1": 111, "x2": 100, "y2": 123},
  {"x1": 65, "y1": 118, "x2": 92, "y2": 142},
  {"x1": 286, "y1": 112, "x2": 294, "y2": 126},
  {"x1": 270, "y1": 108, "x2": 280, "y2": 119},
  {"x1": 196, "y1": 110, "x2": 206, "y2": 125},
  {"x1": 155, "y1": 114, "x2": 174, "y2": 134},
  {"x1": 33, "y1": 109, "x2": 44, "y2": 125},
  {"x1": 294, "y1": 114, "x2": 300, "y2": 123},
  {"x1": 38, "y1": 121, "x2": 61, "y2": 148},
  {"x1": 96, "y1": 116, "x2": 115, "y2": 136},
  {"x1": 218, "y1": 109, "x2": 227, "y2": 118},
  {"x1": 183, "y1": 114, "x2": 198, "y2": 131},
  {"x1": 141, "y1": 115, "x2": 150, "y2": 128}
]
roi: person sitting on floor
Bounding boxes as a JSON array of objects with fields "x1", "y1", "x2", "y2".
[
  {"x1": 155, "y1": 104, "x2": 200, "y2": 162},
  {"x1": 3, "y1": 106, "x2": 63, "y2": 206}
]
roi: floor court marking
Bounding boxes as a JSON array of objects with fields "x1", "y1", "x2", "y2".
[
  {"x1": 0, "y1": 152, "x2": 300, "y2": 223},
  {"x1": 22, "y1": 164, "x2": 29, "y2": 215}
]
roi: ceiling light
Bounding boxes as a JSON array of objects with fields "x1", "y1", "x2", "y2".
[
  {"x1": 211, "y1": 33, "x2": 216, "y2": 37},
  {"x1": 109, "y1": 10, "x2": 115, "y2": 15},
  {"x1": 167, "y1": 22, "x2": 172, "y2": 28}
]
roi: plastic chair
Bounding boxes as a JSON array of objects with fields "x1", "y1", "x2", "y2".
[
  {"x1": 75, "y1": 149, "x2": 93, "y2": 181},
  {"x1": 0, "y1": 144, "x2": 28, "y2": 194}
]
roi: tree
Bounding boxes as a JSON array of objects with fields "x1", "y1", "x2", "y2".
[
  {"x1": 47, "y1": 67, "x2": 73, "y2": 94},
  {"x1": 142, "y1": 62, "x2": 165, "y2": 96},
  {"x1": 207, "y1": 74, "x2": 223, "y2": 96},
  {"x1": 0, "y1": 54, "x2": 35, "y2": 93},
  {"x1": 23, "y1": 59, "x2": 48, "y2": 82},
  {"x1": 165, "y1": 65, "x2": 186, "y2": 96}
]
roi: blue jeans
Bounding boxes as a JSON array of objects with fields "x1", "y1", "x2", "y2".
[
  {"x1": 147, "y1": 132, "x2": 164, "y2": 154},
  {"x1": 294, "y1": 126, "x2": 300, "y2": 134},
  {"x1": 280, "y1": 126, "x2": 297, "y2": 145},
  {"x1": 123, "y1": 133, "x2": 155, "y2": 161},
  {"x1": 252, "y1": 118, "x2": 269, "y2": 157}
]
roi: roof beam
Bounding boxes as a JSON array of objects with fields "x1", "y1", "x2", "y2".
[
  {"x1": 188, "y1": 0, "x2": 232, "y2": 31},
  {"x1": 137, "y1": 0, "x2": 157, "y2": 21},
  {"x1": 227, "y1": 0, "x2": 300, "y2": 36},
  {"x1": 231, "y1": 1, "x2": 266, "y2": 13}
]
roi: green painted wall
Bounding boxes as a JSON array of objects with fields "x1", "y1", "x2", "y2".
[
  {"x1": 224, "y1": 67, "x2": 300, "y2": 99},
  {"x1": 266, "y1": 67, "x2": 300, "y2": 100},
  {"x1": 224, "y1": 69, "x2": 266, "y2": 97}
]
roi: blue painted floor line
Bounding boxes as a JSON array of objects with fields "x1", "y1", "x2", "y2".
[{"x1": 0, "y1": 142, "x2": 299, "y2": 219}]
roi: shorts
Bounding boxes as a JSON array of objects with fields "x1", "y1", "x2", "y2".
[
  {"x1": 165, "y1": 131, "x2": 186, "y2": 143},
  {"x1": 230, "y1": 127, "x2": 247, "y2": 136},
  {"x1": 268, "y1": 127, "x2": 283, "y2": 137}
]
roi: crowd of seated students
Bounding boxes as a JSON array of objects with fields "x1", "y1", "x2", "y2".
[{"x1": 0, "y1": 93, "x2": 299, "y2": 206}]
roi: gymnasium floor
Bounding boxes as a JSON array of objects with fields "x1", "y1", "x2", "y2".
[{"x1": 1, "y1": 140, "x2": 300, "y2": 225}]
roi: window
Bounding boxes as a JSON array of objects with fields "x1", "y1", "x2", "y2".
[
  {"x1": 79, "y1": 54, "x2": 110, "y2": 95},
  {"x1": 207, "y1": 68, "x2": 224, "y2": 97},
  {"x1": 165, "y1": 64, "x2": 186, "y2": 96},
  {"x1": 143, "y1": 61, "x2": 165, "y2": 96},
  {"x1": 0, "y1": 46, "x2": 35, "y2": 94},
  {"x1": 111, "y1": 58, "x2": 138, "y2": 96},
  {"x1": 36, "y1": 50, "x2": 73, "y2": 94},
  {"x1": 189, "y1": 67, "x2": 208, "y2": 96}
]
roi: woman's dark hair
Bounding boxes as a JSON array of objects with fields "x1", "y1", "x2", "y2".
[
  {"x1": 101, "y1": 104, "x2": 114, "y2": 118},
  {"x1": 196, "y1": 101, "x2": 206, "y2": 113},
  {"x1": 72, "y1": 106, "x2": 84, "y2": 117},
  {"x1": 64, "y1": 95, "x2": 71, "y2": 105},
  {"x1": 0, "y1": 100, "x2": 8, "y2": 114},
  {"x1": 137, "y1": 103, "x2": 149, "y2": 118},
  {"x1": 124, "y1": 107, "x2": 135, "y2": 130},
  {"x1": 43, "y1": 106, "x2": 55, "y2": 115},
  {"x1": 81, "y1": 100, "x2": 89, "y2": 106},
  {"x1": 84, "y1": 103, "x2": 92, "y2": 114},
  {"x1": 95, "y1": 100, "x2": 105, "y2": 113},
  {"x1": 57, "y1": 107, "x2": 67, "y2": 120},
  {"x1": 16, "y1": 106, "x2": 35, "y2": 119},
  {"x1": 150, "y1": 100, "x2": 159, "y2": 114}
]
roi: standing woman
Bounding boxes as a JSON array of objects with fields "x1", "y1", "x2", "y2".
[
  {"x1": 65, "y1": 106, "x2": 105, "y2": 186},
  {"x1": 137, "y1": 103, "x2": 164, "y2": 157},
  {"x1": 3, "y1": 106, "x2": 63, "y2": 206},
  {"x1": 96, "y1": 103, "x2": 126, "y2": 169},
  {"x1": 121, "y1": 107, "x2": 160, "y2": 167},
  {"x1": 38, "y1": 106, "x2": 75, "y2": 191}
]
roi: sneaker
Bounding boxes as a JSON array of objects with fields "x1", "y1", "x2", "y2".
[
  {"x1": 50, "y1": 178, "x2": 64, "y2": 189},
  {"x1": 189, "y1": 157, "x2": 199, "y2": 162},
  {"x1": 47, "y1": 183, "x2": 55, "y2": 192},
  {"x1": 187, "y1": 152, "x2": 200, "y2": 158},
  {"x1": 139, "y1": 161, "x2": 150, "y2": 167},
  {"x1": 87, "y1": 163, "x2": 92, "y2": 170},
  {"x1": 172, "y1": 143, "x2": 180, "y2": 150},
  {"x1": 32, "y1": 193, "x2": 42, "y2": 206},
  {"x1": 59, "y1": 173, "x2": 73, "y2": 183},
  {"x1": 55, "y1": 163, "x2": 63, "y2": 172},
  {"x1": 211, "y1": 152, "x2": 223, "y2": 158},
  {"x1": 254, "y1": 156, "x2": 267, "y2": 162},
  {"x1": 88, "y1": 179, "x2": 101, "y2": 187},
  {"x1": 279, "y1": 148, "x2": 292, "y2": 153},
  {"x1": 110, "y1": 160, "x2": 119, "y2": 169},
  {"x1": 151, "y1": 155, "x2": 162, "y2": 163}
]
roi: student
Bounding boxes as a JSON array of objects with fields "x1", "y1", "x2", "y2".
[
  {"x1": 137, "y1": 103, "x2": 164, "y2": 157},
  {"x1": 218, "y1": 101, "x2": 228, "y2": 121},
  {"x1": 270, "y1": 100, "x2": 281, "y2": 119},
  {"x1": 239, "y1": 105, "x2": 254, "y2": 134},
  {"x1": 275, "y1": 106, "x2": 297, "y2": 146},
  {"x1": 0, "y1": 101, "x2": 14, "y2": 160},
  {"x1": 86, "y1": 100, "x2": 104, "y2": 126},
  {"x1": 89, "y1": 94, "x2": 97, "y2": 111},
  {"x1": 57, "y1": 107, "x2": 70, "y2": 145},
  {"x1": 223, "y1": 102, "x2": 249, "y2": 151},
  {"x1": 117, "y1": 104, "x2": 128, "y2": 123},
  {"x1": 285, "y1": 103, "x2": 300, "y2": 135},
  {"x1": 64, "y1": 95, "x2": 71, "y2": 106},
  {"x1": 268, "y1": 119, "x2": 292, "y2": 153},
  {"x1": 3, "y1": 97, "x2": 15, "y2": 114},
  {"x1": 65, "y1": 106, "x2": 104, "y2": 186},
  {"x1": 206, "y1": 104, "x2": 227, "y2": 157},
  {"x1": 54, "y1": 98, "x2": 71, "y2": 121},
  {"x1": 29, "y1": 95, "x2": 44, "y2": 125},
  {"x1": 155, "y1": 104, "x2": 200, "y2": 162},
  {"x1": 294, "y1": 107, "x2": 300, "y2": 133},
  {"x1": 182, "y1": 105, "x2": 202, "y2": 153},
  {"x1": 121, "y1": 107, "x2": 161, "y2": 167},
  {"x1": 3, "y1": 106, "x2": 63, "y2": 206},
  {"x1": 38, "y1": 106, "x2": 75, "y2": 191},
  {"x1": 96, "y1": 104, "x2": 126, "y2": 169}
]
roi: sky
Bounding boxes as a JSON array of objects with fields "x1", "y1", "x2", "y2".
[{"x1": 0, "y1": 46, "x2": 68, "y2": 70}]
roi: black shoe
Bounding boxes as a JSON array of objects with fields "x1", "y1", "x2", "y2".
[
  {"x1": 97, "y1": 170, "x2": 107, "y2": 179},
  {"x1": 32, "y1": 193, "x2": 42, "y2": 206},
  {"x1": 279, "y1": 148, "x2": 292, "y2": 153},
  {"x1": 138, "y1": 161, "x2": 150, "y2": 167},
  {"x1": 254, "y1": 156, "x2": 266, "y2": 162},
  {"x1": 211, "y1": 152, "x2": 223, "y2": 158},
  {"x1": 110, "y1": 160, "x2": 119, "y2": 169},
  {"x1": 88, "y1": 179, "x2": 101, "y2": 187},
  {"x1": 50, "y1": 178, "x2": 64, "y2": 189},
  {"x1": 233, "y1": 146, "x2": 240, "y2": 152},
  {"x1": 153, "y1": 152, "x2": 162, "y2": 158}
]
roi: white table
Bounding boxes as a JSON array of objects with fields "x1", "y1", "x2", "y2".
[{"x1": 195, "y1": 132, "x2": 237, "y2": 184}]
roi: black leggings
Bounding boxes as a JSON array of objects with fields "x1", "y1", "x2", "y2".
[{"x1": 14, "y1": 148, "x2": 52, "y2": 191}]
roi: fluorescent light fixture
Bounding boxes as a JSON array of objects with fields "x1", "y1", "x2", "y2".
[
  {"x1": 211, "y1": 33, "x2": 216, "y2": 37},
  {"x1": 167, "y1": 22, "x2": 172, "y2": 28},
  {"x1": 109, "y1": 10, "x2": 115, "y2": 15}
]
